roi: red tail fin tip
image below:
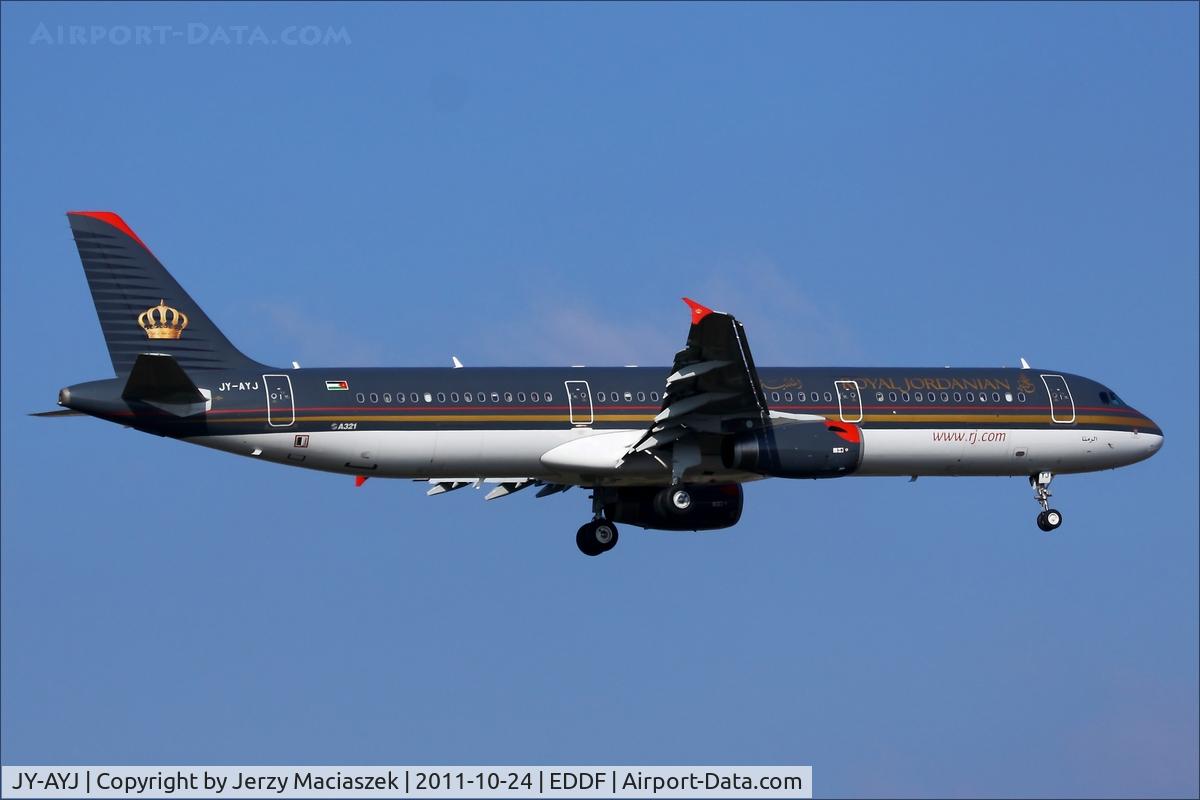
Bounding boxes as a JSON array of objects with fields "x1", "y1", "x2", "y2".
[{"x1": 682, "y1": 297, "x2": 715, "y2": 324}]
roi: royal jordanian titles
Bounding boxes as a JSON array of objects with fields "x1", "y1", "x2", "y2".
[{"x1": 42, "y1": 212, "x2": 1164, "y2": 555}]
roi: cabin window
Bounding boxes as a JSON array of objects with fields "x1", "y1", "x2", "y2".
[
  {"x1": 781, "y1": 391, "x2": 790, "y2": 401},
  {"x1": 824, "y1": 392, "x2": 833, "y2": 402},
  {"x1": 953, "y1": 392, "x2": 961, "y2": 402},
  {"x1": 545, "y1": 392, "x2": 553, "y2": 402},
  {"x1": 928, "y1": 393, "x2": 937, "y2": 404},
  {"x1": 451, "y1": 392, "x2": 459, "y2": 402},
  {"x1": 518, "y1": 392, "x2": 527, "y2": 402},
  {"x1": 504, "y1": 392, "x2": 513, "y2": 402},
  {"x1": 437, "y1": 392, "x2": 446, "y2": 402},
  {"x1": 491, "y1": 392, "x2": 499, "y2": 403},
  {"x1": 875, "y1": 392, "x2": 884, "y2": 402},
  {"x1": 597, "y1": 392, "x2": 606, "y2": 402},
  {"x1": 992, "y1": 392, "x2": 1001, "y2": 402},
  {"x1": 624, "y1": 391, "x2": 633, "y2": 401},
  {"x1": 650, "y1": 392, "x2": 659, "y2": 401},
  {"x1": 901, "y1": 392, "x2": 910, "y2": 402},
  {"x1": 369, "y1": 392, "x2": 379, "y2": 403},
  {"x1": 637, "y1": 391, "x2": 646, "y2": 402},
  {"x1": 1004, "y1": 392, "x2": 1012, "y2": 402},
  {"x1": 915, "y1": 392, "x2": 924, "y2": 402},
  {"x1": 476, "y1": 390, "x2": 485, "y2": 402},
  {"x1": 940, "y1": 392, "x2": 949, "y2": 402},
  {"x1": 966, "y1": 392, "x2": 975, "y2": 402},
  {"x1": 383, "y1": 393, "x2": 392, "y2": 403},
  {"x1": 355, "y1": 392, "x2": 365, "y2": 403},
  {"x1": 888, "y1": 392, "x2": 897, "y2": 402},
  {"x1": 771, "y1": 392, "x2": 781, "y2": 402},
  {"x1": 1017, "y1": 392, "x2": 1026, "y2": 402},
  {"x1": 405, "y1": 392, "x2": 415, "y2": 403}
]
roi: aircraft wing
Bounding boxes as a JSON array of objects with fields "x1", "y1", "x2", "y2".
[{"x1": 627, "y1": 298, "x2": 772, "y2": 455}]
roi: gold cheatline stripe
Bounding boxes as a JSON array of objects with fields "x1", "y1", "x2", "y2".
[{"x1": 203, "y1": 413, "x2": 1155, "y2": 428}]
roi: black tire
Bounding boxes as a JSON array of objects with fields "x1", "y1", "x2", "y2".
[
  {"x1": 576, "y1": 522, "x2": 603, "y2": 556},
  {"x1": 671, "y1": 489, "x2": 692, "y2": 511},
  {"x1": 1044, "y1": 509, "x2": 1063, "y2": 530}
]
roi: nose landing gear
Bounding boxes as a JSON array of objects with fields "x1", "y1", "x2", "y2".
[{"x1": 1030, "y1": 472, "x2": 1063, "y2": 532}]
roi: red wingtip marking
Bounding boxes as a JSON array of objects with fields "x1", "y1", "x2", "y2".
[
  {"x1": 67, "y1": 211, "x2": 152, "y2": 254},
  {"x1": 682, "y1": 297, "x2": 715, "y2": 324},
  {"x1": 827, "y1": 423, "x2": 862, "y2": 444},
  {"x1": 355, "y1": 475, "x2": 368, "y2": 487}
]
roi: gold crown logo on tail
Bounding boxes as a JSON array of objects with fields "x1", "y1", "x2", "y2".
[{"x1": 138, "y1": 300, "x2": 188, "y2": 340}]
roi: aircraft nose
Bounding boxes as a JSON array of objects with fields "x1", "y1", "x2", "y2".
[{"x1": 1139, "y1": 414, "x2": 1164, "y2": 456}]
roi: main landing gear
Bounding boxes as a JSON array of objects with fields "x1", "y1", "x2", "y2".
[
  {"x1": 1030, "y1": 471, "x2": 1063, "y2": 532},
  {"x1": 576, "y1": 519, "x2": 619, "y2": 557},
  {"x1": 577, "y1": 489, "x2": 619, "y2": 556}
]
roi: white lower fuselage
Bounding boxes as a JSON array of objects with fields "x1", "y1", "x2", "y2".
[{"x1": 190, "y1": 425, "x2": 1163, "y2": 485}]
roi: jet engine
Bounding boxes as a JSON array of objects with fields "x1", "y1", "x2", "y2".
[
  {"x1": 723, "y1": 420, "x2": 862, "y2": 478},
  {"x1": 605, "y1": 484, "x2": 744, "y2": 531}
]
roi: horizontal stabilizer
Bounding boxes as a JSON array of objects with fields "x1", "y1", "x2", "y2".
[{"x1": 121, "y1": 353, "x2": 210, "y2": 416}]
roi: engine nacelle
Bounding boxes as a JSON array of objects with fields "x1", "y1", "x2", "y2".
[
  {"x1": 605, "y1": 484, "x2": 743, "y2": 532},
  {"x1": 723, "y1": 420, "x2": 862, "y2": 478}
]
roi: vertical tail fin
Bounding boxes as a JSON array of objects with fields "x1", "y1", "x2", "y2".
[{"x1": 67, "y1": 211, "x2": 264, "y2": 375}]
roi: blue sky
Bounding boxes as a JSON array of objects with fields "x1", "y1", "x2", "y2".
[{"x1": 2, "y1": 3, "x2": 1196, "y2": 797}]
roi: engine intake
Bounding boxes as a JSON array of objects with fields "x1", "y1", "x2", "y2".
[
  {"x1": 723, "y1": 420, "x2": 862, "y2": 478},
  {"x1": 606, "y1": 484, "x2": 743, "y2": 531}
]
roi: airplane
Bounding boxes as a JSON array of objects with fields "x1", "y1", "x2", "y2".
[{"x1": 41, "y1": 211, "x2": 1164, "y2": 556}]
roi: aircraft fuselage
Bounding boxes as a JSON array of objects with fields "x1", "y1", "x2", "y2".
[{"x1": 62, "y1": 365, "x2": 1163, "y2": 485}]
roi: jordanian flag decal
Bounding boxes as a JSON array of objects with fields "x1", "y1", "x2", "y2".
[{"x1": 325, "y1": 380, "x2": 349, "y2": 391}]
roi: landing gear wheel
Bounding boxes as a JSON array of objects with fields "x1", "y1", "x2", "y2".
[
  {"x1": 576, "y1": 520, "x2": 619, "y2": 556},
  {"x1": 1030, "y1": 472, "x2": 1062, "y2": 533},
  {"x1": 1037, "y1": 509, "x2": 1063, "y2": 532},
  {"x1": 594, "y1": 521, "x2": 618, "y2": 551},
  {"x1": 670, "y1": 489, "x2": 692, "y2": 511}
]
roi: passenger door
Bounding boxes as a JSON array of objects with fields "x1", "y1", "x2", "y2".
[
  {"x1": 263, "y1": 374, "x2": 295, "y2": 427},
  {"x1": 564, "y1": 380, "x2": 594, "y2": 426},
  {"x1": 1040, "y1": 374, "x2": 1075, "y2": 424},
  {"x1": 835, "y1": 380, "x2": 863, "y2": 423}
]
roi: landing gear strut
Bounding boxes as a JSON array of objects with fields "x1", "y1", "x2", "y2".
[
  {"x1": 576, "y1": 489, "x2": 619, "y2": 556},
  {"x1": 1030, "y1": 471, "x2": 1063, "y2": 532}
]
